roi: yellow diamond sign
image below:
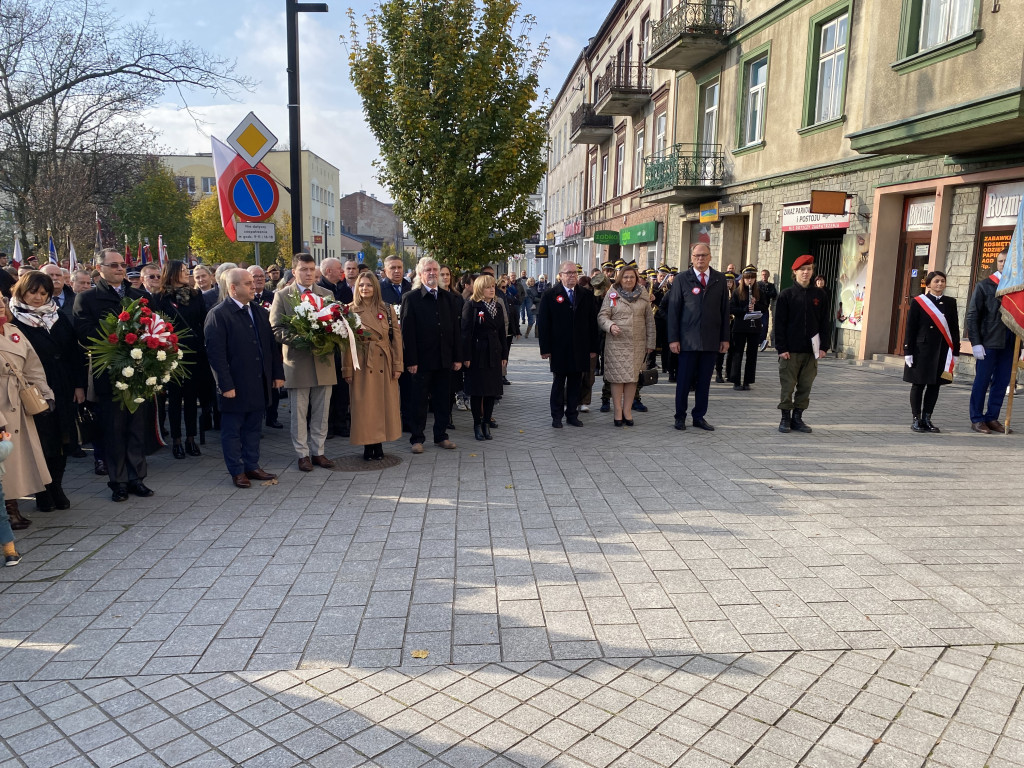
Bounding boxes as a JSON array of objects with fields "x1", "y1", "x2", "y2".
[{"x1": 227, "y1": 112, "x2": 278, "y2": 167}]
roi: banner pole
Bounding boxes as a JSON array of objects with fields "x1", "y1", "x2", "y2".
[{"x1": 1005, "y1": 335, "x2": 1022, "y2": 435}]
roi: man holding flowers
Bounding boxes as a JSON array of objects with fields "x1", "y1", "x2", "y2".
[
  {"x1": 270, "y1": 253, "x2": 338, "y2": 472},
  {"x1": 72, "y1": 249, "x2": 153, "y2": 502}
]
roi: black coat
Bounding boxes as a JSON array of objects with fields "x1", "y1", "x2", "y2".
[
  {"x1": 461, "y1": 300, "x2": 506, "y2": 397},
  {"x1": 202, "y1": 285, "x2": 219, "y2": 310},
  {"x1": 730, "y1": 289, "x2": 770, "y2": 335},
  {"x1": 903, "y1": 293, "x2": 959, "y2": 386},
  {"x1": 666, "y1": 268, "x2": 731, "y2": 352},
  {"x1": 72, "y1": 279, "x2": 147, "y2": 398},
  {"x1": 153, "y1": 289, "x2": 209, "y2": 366},
  {"x1": 255, "y1": 288, "x2": 275, "y2": 311},
  {"x1": 10, "y1": 314, "x2": 87, "y2": 456},
  {"x1": 965, "y1": 275, "x2": 1013, "y2": 350},
  {"x1": 317, "y1": 276, "x2": 353, "y2": 304},
  {"x1": 54, "y1": 286, "x2": 75, "y2": 322},
  {"x1": 204, "y1": 299, "x2": 284, "y2": 413},
  {"x1": 775, "y1": 283, "x2": 831, "y2": 354},
  {"x1": 380, "y1": 278, "x2": 412, "y2": 306},
  {"x1": 537, "y1": 283, "x2": 599, "y2": 373},
  {"x1": 400, "y1": 286, "x2": 462, "y2": 371}
]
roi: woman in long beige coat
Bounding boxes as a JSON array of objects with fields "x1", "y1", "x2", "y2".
[
  {"x1": 0, "y1": 296, "x2": 54, "y2": 530},
  {"x1": 343, "y1": 272, "x2": 404, "y2": 460},
  {"x1": 597, "y1": 264, "x2": 656, "y2": 426}
]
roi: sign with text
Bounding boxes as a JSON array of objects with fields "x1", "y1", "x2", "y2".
[
  {"x1": 235, "y1": 221, "x2": 277, "y2": 243},
  {"x1": 619, "y1": 221, "x2": 658, "y2": 246},
  {"x1": 593, "y1": 230, "x2": 619, "y2": 245},
  {"x1": 781, "y1": 201, "x2": 851, "y2": 232},
  {"x1": 905, "y1": 196, "x2": 935, "y2": 232},
  {"x1": 982, "y1": 181, "x2": 1024, "y2": 228}
]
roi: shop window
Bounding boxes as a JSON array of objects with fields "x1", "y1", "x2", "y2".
[{"x1": 802, "y1": 5, "x2": 849, "y2": 128}]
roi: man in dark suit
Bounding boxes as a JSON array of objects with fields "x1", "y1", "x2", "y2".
[
  {"x1": 205, "y1": 268, "x2": 284, "y2": 488},
  {"x1": 42, "y1": 264, "x2": 75, "y2": 320},
  {"x1": 317, "y1": 257, "x2": 353, "y2": 303},
  {"x1": 400, "y1": 257, "x2": 462, "y2": 453},
  {"x1": 317, "y1": 257, "x2": 352, "y2": 438},
  {"x1": 246, "y1": 265, "x2": 282, "y2": 429},
  {"x1": 666, "y1": 243, "x2": 731, "y2": 431},
  {"x1": 72, "y1": 248, "x2": 151, "y2": 502},
  {"x1": 380, "y1": 254, "x2": 412, "y2": 306},
  {"x1": 537, "y1": 261, "x2": 599, "y2": 428}
]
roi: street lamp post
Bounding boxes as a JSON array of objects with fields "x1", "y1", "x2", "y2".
[{"x1": 286, "y1": 0, "x2": 329, "y2": 257}]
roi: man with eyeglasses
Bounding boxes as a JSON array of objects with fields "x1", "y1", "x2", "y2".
[
  {"x1": 537, "y1": 261, "x2": 599, "y2": 428},
  {"x1": 73, "y1": 249, "x2": 152, "y2": 502}
]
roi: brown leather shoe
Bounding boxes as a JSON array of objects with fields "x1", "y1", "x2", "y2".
[
  {"x1": 436, "y1": 439, "x2": 457, "y2": 450},
  {"x1": 311, "y1": 455, "x2": 335, "y2": 469},
  {"x1": 971, "y1": 422, "x2": 991, "y2": 434},
  {"x1": 411, "y1": 443, "x2": 424, "y2": 454},
  {"x1": 245, "y1": 469, "x2": 277, "y2": 481},
  {"x1": 987, "y1": 420, "x2": 1010, "y2": 434},
  {"x1": 232, "y1": 474, "x2": 251, "y2": 489},
  {"x1": 298, "y1": 456, "x2": 314, "y2": 472}
]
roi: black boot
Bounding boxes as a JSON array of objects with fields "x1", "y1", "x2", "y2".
[
  {"x1": 363, "y1": 445, "x2": 374, "y2": 461},
  {"x1": 34, "y1": 489, "x2": 55, "y2": 512},
  {"x1": 791, "y1": 408, "x2": 813, "y2": 433},
  {"x1": 474, "y1": 424, "x2": 486, "y2": 441},
  {"x1": 779, "y1": 410, "x2": 792, "y2": 433},
  {"x1": 921, "y1": 413, "x2": 941, "y2": 433},
  {"x1": 911, "y1": 416, "x2": 926, "y2": 433},
  {"x1": 49, "y1": 481, "x2": 70, "y2": 510},
  {"x1": 481, "y1": 423, "x2": 493, "y2": 440}
]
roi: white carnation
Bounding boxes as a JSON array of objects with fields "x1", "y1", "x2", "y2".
[
  {"x1": 114, "y1": 381, "x2": 129, "y2": 390},
  {"x1": 155, "y1": 350, "x2": 167, "y2": 361},
  {"x1": 161, "y1": 374, "x2": 170, "y2": 383},
  {"x1": 121, "y1": 366, "x2": 135, "y2": 378},
  {"x1": 170, "y1": 361, "x2": 179, "y2": 370},
  {"x1": 130, "y1": 348, "x2": 143, "y2": 360},
  {"x1": 133, "y1": 397, "x2": 145, "y2": 404},
  {"x1": 145, "y1": 376, "x2": 157, "y2": 386},
  {"x1": 177, "y1": 349, "x2": 184, "y2": 359}
]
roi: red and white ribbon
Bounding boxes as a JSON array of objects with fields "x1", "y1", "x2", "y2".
[{"x1": 913, "y1": 294, "x2": 955, "y2": 380}]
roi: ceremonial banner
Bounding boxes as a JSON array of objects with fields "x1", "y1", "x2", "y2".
[{"x1": 996, "y1": 196, "x2": 1024, "y2": 337}]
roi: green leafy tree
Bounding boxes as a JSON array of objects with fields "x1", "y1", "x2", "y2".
[
  {"x1": 361, "y1": 241, "x2": 379, "y2": 273},
  {"x1": 189, "y1": 193, "x2": 291, "y2": 267},
  {"x1": 111, "y1": 162, "x2": 191, "y2": 260},
  {"x1": 348, "y1": 0, "x2": 547, "y2": 272}
]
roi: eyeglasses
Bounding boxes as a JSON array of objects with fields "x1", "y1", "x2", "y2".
[
  {"x1": 102, "y1": 262, "x2": 126, "y2": 269},
  {"x1": 559, "y1": 271, "x2": 576, "y2": 276}
]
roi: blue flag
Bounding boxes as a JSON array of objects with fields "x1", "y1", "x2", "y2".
[
  {"x1": 48, "y1": 234, "x2": 58, "y2": 265},
  {"x1": 996, "y1": 198, "x2": 1024, "y2": 337}
]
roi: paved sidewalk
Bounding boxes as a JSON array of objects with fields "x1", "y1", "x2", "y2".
[{"x1": 2, "y1": 340, "x2": 1023, "y2": 767}]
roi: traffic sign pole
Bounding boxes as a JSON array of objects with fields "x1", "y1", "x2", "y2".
[{"x1": 255, "y1": 242, "x2": 261, "y2": 268}]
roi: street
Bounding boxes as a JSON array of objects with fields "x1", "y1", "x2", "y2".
[{"x1": 2, "y1": 338, "x2": 1023, "y2": 768}]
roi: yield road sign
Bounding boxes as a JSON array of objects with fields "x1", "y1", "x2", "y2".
[{"x1": 229, "y1": 168, "x2": 279, "y2": 222}]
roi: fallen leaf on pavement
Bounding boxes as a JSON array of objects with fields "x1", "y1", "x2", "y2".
[
  {"x1": 411, "y1": 650, "x2": 429, "y2": 659},
  {"x1": 261, "y1": 479, "x2": 279, "y2": 486}
]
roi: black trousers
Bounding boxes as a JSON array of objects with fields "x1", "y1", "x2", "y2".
[
  {"x1": 399, "y1": 372, "x2": 415, "y2": 431},
  {"x1": 411, "y1": 368, "x2": 452, "y2": 445},
  {"x1": 98, "y1": 399, "x2": 147, "y2": 486},
  {"x1": 166, "y1": 377, "x2": 201, "y2": 440},
  {"x1": 550, "y1": 372, "x2": 583, "y2": 420},
  {"x1": 910, "y1": 383, "x2": 940, "y2": 416},
  {"x1": 675, "y1": 351, "x2": 716, "y2": 421},
  {"x1": 329, "y1": 379, "x2": 350, "y2": 434},
  {"x1": 730, "y1": 333, "x2": 760, "y2": 385},
  {"x1": 470, "y1": 396, "x2": 495, "y2": 425}
]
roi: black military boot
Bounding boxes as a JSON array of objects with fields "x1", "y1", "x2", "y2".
[
  {"x1": 779, "y1": 410, "x2": 792, "y2": 433},
  {"x1": 911, "y1": 416, "x2": 926, "y2": 433},
  {"x1": 791, "y1": 408, "x2": 813, "y2": 433},
  {"x1": 921, "y1": 413, "x2": 941, "y2": 433}
]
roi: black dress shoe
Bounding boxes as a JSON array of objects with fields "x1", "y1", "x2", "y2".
[
  {"x1": 266, "y1": 420, "x2": 284, "y2": 429},
  {"x1": 474, "y1": 424, "x2": 487, "y2": 441},
  {"x1": 127, "y1": 482, "x2": 154, "y2": 497},
  {"x1": 614, "y1": 419, "x2": 623, "y2": 427},
  {"x1": 566, "y1": 418, "x2": 584, "y2": 427},
  {"x1": 185, "y1": 439, "x2": 201, "y2": 456},
  {"x1": 674, "y1": 419, "x2": 686, "y2": 430},
  {"x1": 111, "y1": 484, "x2": 129, "y2": 502},
  {"x1": 552, "y1": 419, "x2": 563, "y2": 428},
  {"x1": 94, "y1": 459, "x2": 108, "y2": 476},
  {"x1": 692, "y1": 417, "x2": 715, "y2": 431},
  {"x1": 172, "y1": 444, "x2": 186, "y2": 460},
  {"x1": 623, "y1": 419, "x2": 634, "y2": 427}
]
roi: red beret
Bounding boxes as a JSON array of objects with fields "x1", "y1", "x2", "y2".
[{"x1": 792, "y1": 254, "x2": 814, "y2": 271}]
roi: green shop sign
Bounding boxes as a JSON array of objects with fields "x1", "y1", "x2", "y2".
[
  {"x1": 593, "y1": 230, "x2": 619, "y2": 245},
  {"x1": 619, "y1": 221, "x2": 659, "y2": 246}
]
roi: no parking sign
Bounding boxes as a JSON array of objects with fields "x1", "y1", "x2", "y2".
[{"x1": 229, "y1": 168, "x2": 280, "y2": 222}]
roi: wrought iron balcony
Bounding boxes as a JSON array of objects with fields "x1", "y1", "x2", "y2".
[
  {"x1": 642, "y1": 144, "x2": 724, "y2": 202},
  {"x1": 593, "y1": 63, "x2": 652, "y2": 117},
  {"x1": 569, "y1": 103, "x2": 613, "y2": 145},
  {"x1": 647, "y1": 2, "x2": 735, "y2": 72}
]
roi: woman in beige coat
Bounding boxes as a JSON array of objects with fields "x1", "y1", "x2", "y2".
[
  {"x1": 0, "y1": 295, "x2": 54, "y2": 530},
  {"x1": 343, "y1": 272, "x2": 404, "y2": 461},
  {"x1": 597, "y1": 264, "x2": 655, "y2": 426}
]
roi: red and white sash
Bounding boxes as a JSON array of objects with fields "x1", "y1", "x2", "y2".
[{"x1": 913, "y1": 294, "x2": 955, "y2": 380}]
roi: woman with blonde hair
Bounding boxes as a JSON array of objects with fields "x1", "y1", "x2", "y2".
[
  {"x1": 461, "y1": 275, "x2": 508, "y2": 440},
  {"x1": 597, "y1": 263, "x2": 655, "y2": 426},
  {"x1": 343, "y1": 271, "x2": 403, "y2": 460}
]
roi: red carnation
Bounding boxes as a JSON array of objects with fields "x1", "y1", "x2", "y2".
[
  {"x1": 118, "y1": 311, "x2": 130, "y2": 321},
  {"x1": 146, "y1": 337, "x2": 160, "y2": 349},
  {"x1": 356, "y1": 328, "x2": 364, "y2": 335},
  {"x1": 124, "y1": 333, "x2": 138, "y2": 344},
  {"x1": 342, "y1": 306, "x2": 349, "y2": 315},
  {"x1": 165, "y1": 323, "x2": 174, "y2": 332},
  {"x1": 107, "y1": 333, "x2": 119, "y2": 344},
  {"x1": 141, "y1": 307, "x2": 152, "y2": 317},
  {"x1": 139, "y1": 298, "x2": 148, "y2": 305},
  {"x1": 139, "y1": 317, "x2": 152, "y2": 326},
  {"x1": 169, "y1": 334, "x2": 179, "y2": 344}
]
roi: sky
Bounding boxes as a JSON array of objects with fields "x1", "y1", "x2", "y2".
[{"x1": 115, "y1": 0, "x2": 594, "y2": 203}]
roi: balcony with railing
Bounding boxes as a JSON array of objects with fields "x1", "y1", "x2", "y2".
[
  {"x1": 569, "y1": 103, "x2": 613, "y2": 145},
  {"x1": 593, "y1": 63, "x2": 652, "y2": 117},
  {"x1": 641, "y1": 144, "x2": 725, "y2": 202},
  {"x1": 646, "y1": 2, "x2": 735, "y2": 72}
]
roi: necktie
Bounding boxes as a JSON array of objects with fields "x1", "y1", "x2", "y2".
[
  {"x1": 302, "y1": 288, "x2": 312, "y2": 297},
  {"x1": 567, "y1": 289, "x2": 574, "y2": 306},
  {"x1": 429, "y1": 289, "x2": 437, "y2": 299},
  {"x1": 700, "y1": 273, "x2": 707, "y2": 289}
]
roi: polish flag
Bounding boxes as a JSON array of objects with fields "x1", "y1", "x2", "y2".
[
  {"x1": 12, "y1": 238, "x2": 22, "y2": 269},
  {"x1": 69, "y1": 240, "x2": 79, "y2": 271}
]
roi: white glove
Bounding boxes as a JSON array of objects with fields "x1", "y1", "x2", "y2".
[
  {"x1": 972, "y1": 345, "x2": 986, "y2": 360},
  {"x1": 904, "y1": 355, "x2": 914, "y2": 367}
]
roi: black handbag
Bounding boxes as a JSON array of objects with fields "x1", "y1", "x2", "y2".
[
  {"x1": 637, "y1": 367, "x2": 659, "y2": 387},
  {"x1": 75, "y1": 403, "x2": 97, "y2": 444}
]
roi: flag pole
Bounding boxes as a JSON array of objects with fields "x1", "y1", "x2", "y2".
[{"x1": 1005, "y1": 336, "x2": 1022, "y2": 435}]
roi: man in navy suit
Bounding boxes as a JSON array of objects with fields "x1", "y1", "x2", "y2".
[
  {"x1": 205, "y1": 268, "x2": 284, "y2": 488},
  {"x1": 666, "y1": 243, "x2": 731, "y2": 431},
  {"x1": 380, "y1": 255, "x2": 412, "y2": 306}
]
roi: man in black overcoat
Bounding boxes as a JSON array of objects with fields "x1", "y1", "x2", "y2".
[
  {"x1": 666, "y1": 243, "x2": 731, "y2": 431},
  {"x1": 400, "y1": 257, "x2": 462, "y2": 453},
  {"x1": 205, "y1": 269, "x2": 285, "y2": 488},
  {"x1": 72, "y1": 248, "x2": 150, "y2": 502},
  {"x1": 537, "y1": 261, "x2": 599, "y2": 428}
]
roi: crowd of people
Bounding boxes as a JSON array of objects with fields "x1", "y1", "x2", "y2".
[{"x1": 0, "y1": 242, "x2": 1015, "y2": 568}]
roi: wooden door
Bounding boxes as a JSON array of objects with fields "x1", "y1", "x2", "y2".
[{"x1": 889, "y1": 236, "x2": 930, "y2": 354}]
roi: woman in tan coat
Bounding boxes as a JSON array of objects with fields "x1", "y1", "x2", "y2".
[
  {"x1": 0, "y1": 295, "x2": 55, "y2": 530},
  {"x1": 343, "y1": 272, "x2": 404, "y2": 461},
  {"x1": 597, "y1": 264, "x2": 655, "y2": 426}
]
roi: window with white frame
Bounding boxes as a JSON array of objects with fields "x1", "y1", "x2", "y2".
[
  {"x1": 614, "y1": 143, "x2": 624, "y2": 198},
  {"x1": 655, "y1": 113, "x2": 667, "y2": 155},
  {"x1": 919, "y1": 0, "x2": 973, "y2": 50},
  {"x1": 601, "y1": 154, "x2": 609, "y2": 203},
  {"x1": 699, "y1": 79, "x2": 719, "y2": 147},
  {"x1": 743, "y1": 56, "x2": 768, "y2": 146},
  {"x1": 633, "y1": 128, "x2": 645, "y2": 188},
  {"x1": 590, "y1": 160, "x2": 598, "y2": 207},
  {"x1": 201, "y1": 177, "x2": 216, "y2": 194},
  {"x1": 815, "y1": 14, "x2": 848, "y2": 123}
]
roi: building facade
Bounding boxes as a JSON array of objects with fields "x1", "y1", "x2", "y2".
[
  {"x1": 336, "y1": 191, "x2": 405, "y2": 254},
  {"x1": 160, "y1": 149, "x2": 344, "y2": 263}
]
